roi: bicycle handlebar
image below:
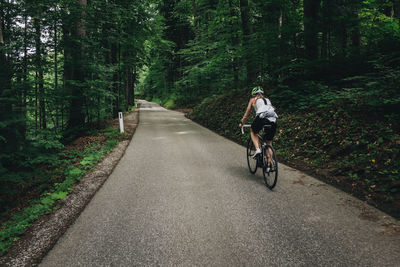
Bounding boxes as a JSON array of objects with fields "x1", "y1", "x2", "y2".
[{"x1": 241, "y1": 124, "x2": 251, "y2": 134}]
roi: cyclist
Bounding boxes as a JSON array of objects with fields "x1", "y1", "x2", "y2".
[{"x1": 239, "y1": 86, "x2": 277, "y2": 167}]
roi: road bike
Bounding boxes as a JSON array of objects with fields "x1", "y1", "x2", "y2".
[{"x1": 241, "y1": 124, "x2": 278, "y2": 189}]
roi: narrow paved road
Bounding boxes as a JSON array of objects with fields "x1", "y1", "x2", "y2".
[{"x1": 41, "y1": 101, "x2": 400, "y2": 266}]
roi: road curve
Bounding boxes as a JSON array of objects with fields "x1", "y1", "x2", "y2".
[{"x1": 41, "y1": 100, "x2": 400, "y2": 266}]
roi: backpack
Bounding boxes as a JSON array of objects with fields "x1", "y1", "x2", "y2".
[{"x1": 259, "y1": 98, "x2": 278, "y2": 119}]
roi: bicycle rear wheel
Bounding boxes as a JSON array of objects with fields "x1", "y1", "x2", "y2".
[
  {"x1": 247, "y1": 138, "x2": 257, "y2": 174},
  {"x1": 262, "y1": 145, "x2": 278, "y2": 189}
]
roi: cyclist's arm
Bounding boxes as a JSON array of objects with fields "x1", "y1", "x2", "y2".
[{"x1": 241, "y1": 98, "x2": 254, "y2": 124}]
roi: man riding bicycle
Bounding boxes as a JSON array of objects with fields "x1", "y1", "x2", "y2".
[{"x1": 239, "y1": 86, "x2": 278, "y2": 165}]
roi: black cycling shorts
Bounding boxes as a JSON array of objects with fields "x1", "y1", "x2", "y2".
[{"x1": 251, "y1": 116, "x2": 277, "y2": 141}]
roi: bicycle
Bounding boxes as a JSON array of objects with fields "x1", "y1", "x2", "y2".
[{"x1": 241, "y1": 124, "x2": 278, "y2": 189}]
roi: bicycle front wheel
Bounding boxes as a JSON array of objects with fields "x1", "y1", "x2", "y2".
[
  {"x1": 262, "y1": 145, "x2": 278, "y2": 189},
  {"x1": 247, "y1": 138, "x2": 257, "y2": 174}
]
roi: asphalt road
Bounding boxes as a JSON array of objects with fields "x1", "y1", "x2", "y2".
[{"x1": 41, "y1": 100, "x2": 400, "y2": 266}]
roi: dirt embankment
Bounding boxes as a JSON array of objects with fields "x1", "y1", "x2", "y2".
[{"x1": 188, "y1": 90, "x2": 400, "y2": 219}]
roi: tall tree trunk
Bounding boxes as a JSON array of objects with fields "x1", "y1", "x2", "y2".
[
  {"x1": 228, "y1": 0, "x2": 239, "y2": 89},
  {"x1": 341, "y1": 22, "x2": 347, "y2": 56},
  {"x1": 21, "y1": 13, "x2": 28, "y2": 139},
  {"x1": 240, "y1": 0, "x2": 255, "y2": 85},
  {"x1": 34, "y1": 17, "x2": 46, "y2": 129},
  {"x1": 67, "y1": 0, "x2": 87, "y2": 130},
  {"x1": 321, "y1": 0, "x2": 332, "y2": 59},
  {"x1": 193, "y1": 0, "x2": 197, "y2": 27},
  {"x1": 111, "y1": 42, "x2": 119, "y2": 117},
  {"x1": 127, "y1": 65, "x2": 135, "y2": 108},
  {"x1": 118, "y1": 42, "x2": 121, "y2": 113},
  {"x1": 103, "y1": 21, "x2": 112, "y2": 118},
  {"x1": 0, "y1": 12, "x2": 16, "y2": 153},
  {"x1": 393, "y1": 0, "x2": 400, "y2": 22},
  {"x1": 62, "y1": 22, "x2": 72, "y2": 131},
  {"x1": 54, "y1": 12, "x2": 59, "y2": 130},
  {"x1": 351, "y1": 8, "x2": 361, "y2": 55},
  {"x1": 267, "y1": 2, "x2": 283, "y2": 75},
  {"x1": 304, "y1": 0, "x2": 321, "y2": 60},
  {"x1": 0, "y1": 16, "x2": 2, "y2": 45},
  {"x1": 131, "y1": 67, "x2": 136, "y2": 106},
  {"x1": 125, "y1": 65, "x2": 130, "y2": 112},
  {"x1": 34, "y1": 71, "x2": 38, "y2": 133},
  {"x1": 278, "y1": 9, "x2": 285, "y2": 78},
  {"x1": 321, "y1": 30, "x2": 327, "y2": 58},
  {"x1": 123, "y1": 47, "x2": 132, "y2": 112}
]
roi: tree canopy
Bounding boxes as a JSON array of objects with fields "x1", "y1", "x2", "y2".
[{"x1": 141, "y1": 0, "x2": 400, "y2": 112}]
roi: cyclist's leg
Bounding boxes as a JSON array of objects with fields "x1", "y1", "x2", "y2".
[
  {"x1": 266, "y1": 140, "x2": 273, "y2": 166},
  {"x1": 264, "y1": 120, "x2": 277, "y2": 166},
  {"x1": 250, "y1": 129, "x2": 260, "y2": 150},
  {"x1": 251, "y1": 116, "x2": 263, "y2": 150}
]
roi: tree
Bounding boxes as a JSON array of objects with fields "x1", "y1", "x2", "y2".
[
  {"x1": 66, "y1": 0, "x2": 87, "y2": 131},
  {"x1": 240, "y1": 0, "x2": 256, "y2": 84},
  {"x1": 321, "y1": 0, "x2": 333, "y2": 58},
  {"x1": 33, "y1": 4, "x2": 46, "y2": 129},
  {"x1": 304, "y1": 0, "x2": 321, "y2": 59},
  {"x1": 228, "y1": 0, "x2": 239, "y2": 89},
  {"x1": 0, "y1": 0, "x2": 18, "y2": 156},
  {"x1": 395, "y1": 0, "x2": 400, "y2": 21}
]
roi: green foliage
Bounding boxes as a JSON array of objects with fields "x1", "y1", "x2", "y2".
[
  {"x1": 0, "y1": 0, "x2": 159, "y2": 221},
  {"x1": 104, "y1": 126, "x2": 120, "y2": 139},
  {"x1": 0, "y1": 123, "x2": 121, "y2": 255},
  {"x1": 139, "y1": 0, "x2": 400, "y2": 117},
  {"x1": 31, "y1": 130, "x2": 65, "y2": 151},
  {"x1": 104, "y1": 140, "x2": 118, "y2": 153},
  {"x1": 68, "y1": 167, "x2": 83, "y2": 180},
  {"x1": 164, "y1": 97, "x2": 177, "y2": 109}
]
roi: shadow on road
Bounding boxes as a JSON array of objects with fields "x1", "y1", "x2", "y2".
[{"x1": 226, "y1": 165, "x2": 266, "y2": 187}]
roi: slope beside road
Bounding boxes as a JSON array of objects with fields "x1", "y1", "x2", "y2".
[{"x1": 41, "y1": 100, "x2": 400, "y2": 266}]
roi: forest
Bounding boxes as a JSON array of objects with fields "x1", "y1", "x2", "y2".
[
  {"x1": 0, "y1": 0, "x2": 160, "y2": 254},
  {"x1": 0, "y1": 0, "x2": 400, "y2": 255},
  {"x1": 142, "y1": 0, "x2": 400, "y2": 109},
  {"x1": 0, "y1": 1, "x2": 155, "y2": 204},
  {"x1": 140, "y1": 0, "x2": 400, "y2": 217}
]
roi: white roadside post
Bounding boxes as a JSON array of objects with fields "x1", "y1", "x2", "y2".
[{"x1": 119, "y1": 112, "x2": 124, "y2": 133}]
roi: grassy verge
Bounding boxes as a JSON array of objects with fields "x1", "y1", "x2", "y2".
[
  {"x1": 148, "y1": 95, "x2": 179, "y2": 110},
  {"x1": 190, "y1": 89, "x2": 400, "y2": 218},
  {"x1": 0, "y1": 125, "x2": 122, "y2": 256}
]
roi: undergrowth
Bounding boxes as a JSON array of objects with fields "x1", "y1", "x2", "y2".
[{"x1": 0, "y1": 126, "x2": 120, "y2": 256}]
